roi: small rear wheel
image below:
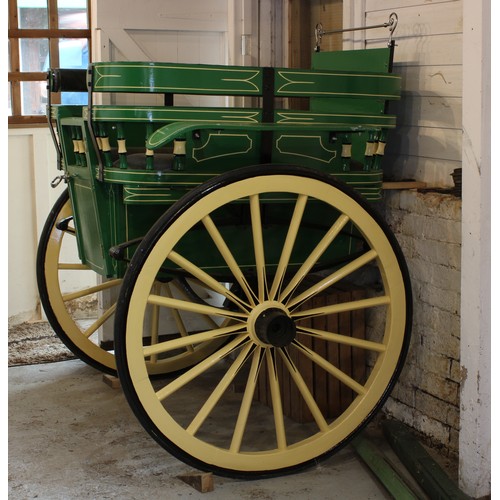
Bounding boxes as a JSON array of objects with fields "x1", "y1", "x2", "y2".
[
  {"x1": 36, "y1": 189, "x2": 118, "y2": 374},
  {"x1": 115, "y1": 165, "x2": 412, "y2": 478}
]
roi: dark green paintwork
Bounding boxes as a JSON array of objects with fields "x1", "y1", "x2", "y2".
[
  {"x1": 49, "y1": 45, "x2": 400, "y2": 279},
  {"x1": 91, "y1": 60, "x2": 400, "y2": 99},
  {"x1": 92, "y1": 62, "x2": 263, "y2": 95}
]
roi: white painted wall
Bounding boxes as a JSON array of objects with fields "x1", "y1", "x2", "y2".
[
  {"x1": 459, "y1": 0, "x2": 491, "y2": 496},
  {"x1": 8, "y1": 127, "x2": 65, "y2": 324},
  {"x1": 344, "y1": 0, "x2": 463, "y2": 188}
]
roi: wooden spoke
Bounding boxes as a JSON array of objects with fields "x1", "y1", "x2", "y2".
[
  {"x1": 62, "y1": 278, "x2": 122, "y2": 302},
  {"x1": 250, "y1": 194, "x2": 267, "y2": 302},
  {"x1": 297, "y1": 325, "x2": 387, "y2": 353},
  {"x1": 266, "y1": 349, "x2": 287, "y2": 450},
  {"x1": 83, "y1": 303, "x2": 116, "y2": 339},
  {"x1": 279, "y1": 214, "x2": 350, "y2": 304},
  {"x1": 155, "y1": 334, "x2": 249, "y2": 401},
  {"x1": 293, "y1": 340, "x2": 367, "y2": 395},
  {"x1": 291, "y1": 295, "x2": 391, "y2": 321},
  {"x1": 229, "y1": 347, "x2": 263, "y2": 453},
  {"x1": 143, "y1": 323, "x2": 247, "y2": 358},
  {"x1": 186, "y1": 342, "x2": 255, "y2": 436},
  {"x1": 147, "y1": 293, "x2": 248, "y2": 321},
  {"x1": 269, "y1": 194, "x2": 308, "y2": 301},
  {"x1": 168, "y1": 250, "x2": 251, "y2": 313},
  {"x1": 287, "y1": 249, "x2": 378, "y2": 309},
  {"x1": 202, "y1": 215, "x2": 257, "y2": 306},
  {"x1": 279, "y1": 348, "x2": 329, "y2": 432}
]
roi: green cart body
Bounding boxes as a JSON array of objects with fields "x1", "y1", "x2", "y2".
[
  {"x1": 52, "y1": 47, "x2": 399, "y2": 279},
  {"x1": 37, "y1": 42, "x2": 412, "y2": 479}
]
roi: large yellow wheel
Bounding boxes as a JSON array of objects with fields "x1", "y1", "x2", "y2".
[
  {"x1": 114, "y1": 165, "x2": 412, "y2": 478},
  {"x1": 37, "y1": 189, "x2": 226, "y2": 376}
]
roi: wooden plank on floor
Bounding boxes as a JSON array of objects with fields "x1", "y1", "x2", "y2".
[
  {"x1": 102, "y1": 374, "x2": 120, "y2": 389},
  {"x1": 352, "y1": 434, "x2": 420, "y2": 499},
  {"x1": 382, "y1": 420, "x2": 471, "y2": 500},
  {"x1": 177, "y1": 472, "x2": 214, "y2": 493}
]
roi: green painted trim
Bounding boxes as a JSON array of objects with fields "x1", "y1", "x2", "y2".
[
  {"x1": 275, "y1": 110, "x2": 396, "y2": 128},
  {"x1": 91, "y1": 105, "x2": 396, "y2": 128},
  {"x1": 92, "y1": 106, "x2": 263, "y2": 124},
  {"x1": 146, "y1": 121, "x2": 382, "y2": 150}
]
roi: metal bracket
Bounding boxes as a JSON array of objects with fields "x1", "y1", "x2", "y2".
[
  {"x1": 314, "y1": 12, "x2": 398, "y2": 52},
  {"x1": 46, "y1": 71, "x2": 63, "y2": 171}
]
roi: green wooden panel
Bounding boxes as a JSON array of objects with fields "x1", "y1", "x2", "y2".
[
  {"x1": 92, "y1": 106, "x2": 263, "y2": 124},
  {"x1": 310, "y1": 47, "x2": 397, "y2": 114},
  {"x1": 313, "y1": 47, "x2": 394, "y2": 73},
  {"x1": 92, "y1": 62, "x2": 263, "y2": 95},
  {"x1": 91, "y1": 58, "x2": 400, "y2": 100},
  {"x1": 92, "y1": 105, "x2": 396, "y2": 128},
  {"x1": 275, "y1": 68, "x2": 400, "y2": 99}
]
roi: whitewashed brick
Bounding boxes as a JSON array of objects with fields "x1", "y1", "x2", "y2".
[
  {"x1": 415, "y1": 390, "x2": 454, "y2": 424},
  {"x1": 407, "y1": 257, "x2": 461, "y2": 291},
  {"x1": 383, "y1": 398, "x2": 415, "y2": 426},
  {"x1": 413, "y1": 281, "x2": 461, "y2": 315},
  {"x1": 416, "y1": 348, "x2": 452, "y2": 377},
  {"x1": 379, "y1": 189, "x2": 462, "y2": 456},
  {"x1": 413, "y1": 412, "x2": 450, "y2": 444},
  {"x1": 413, "y1": 239, "x2": 461, "y2": 268},
  {"x1": 449, "y1": 359, "x2": 462, "y2": 383}
]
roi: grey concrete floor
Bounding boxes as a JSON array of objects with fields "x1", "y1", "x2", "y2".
[{"x1": 8, "y1": 359, "x2": 396, "y2": 500}]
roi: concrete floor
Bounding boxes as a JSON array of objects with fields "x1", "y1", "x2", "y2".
[{"x1": 8, "y1": 359, "x2": 399, "y2": 500}]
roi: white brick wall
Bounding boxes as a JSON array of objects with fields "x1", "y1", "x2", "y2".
[{"x1": 380, "y1": 189, "x2": 462, "y2": 457}]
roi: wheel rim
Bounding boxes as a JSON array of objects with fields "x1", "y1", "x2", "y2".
[
  {"x1": 117, "y1": 168, "x2": 411, "y2": 476},
  {"x1": 38, "y1": 191, "x2": 118, "y2": 373}
]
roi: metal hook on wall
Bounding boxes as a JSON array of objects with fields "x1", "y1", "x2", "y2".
[{"x1": 314, "y1": 12, "x2": 398, "y2": 52}]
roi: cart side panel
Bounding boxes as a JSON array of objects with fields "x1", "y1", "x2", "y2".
[{"x1": 54, "y1": 107, "x2": 128, "y2": 278}]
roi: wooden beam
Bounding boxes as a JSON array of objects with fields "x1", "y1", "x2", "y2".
[
  {"x1": 177, "y1": 472, "x2": 214, "y2": 493},
  {"x1": 382, "y1": 420, "x2": 471, "y2": 500},
  {"x1": 8, "y1": 28, "x2": 91, "y2": 38},
  {"x1": 382, "y1": 181, "x2": 427, "y2": 190}
]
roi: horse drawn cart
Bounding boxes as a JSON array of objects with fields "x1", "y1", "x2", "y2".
[{"x1": 37, "y1": 15, "x2": 412, "y2": 479}]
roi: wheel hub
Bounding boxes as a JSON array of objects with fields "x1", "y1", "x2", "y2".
[{"x1": 249, "y1": 303, "x2": 296, "y2": 347}]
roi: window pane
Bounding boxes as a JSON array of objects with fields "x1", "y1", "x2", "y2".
[
  {"x1": 58, "y1": 0, "x2": 88, "y2": 29},
  {"x1": 59, "y1": 38, "x2": 88, "y2": 69},
  {"x1": 18, "y1": 2, "x2": 49, "y2": 29},
  {"x1": 59, "y1": 39, "x2": 89, "y2": 105},
  {"x1": 21, "y1": 81, "x2": 46, "y2": 115},
  {"x1": 20, "y1": 38, "x2": 49, "y2": 72}
]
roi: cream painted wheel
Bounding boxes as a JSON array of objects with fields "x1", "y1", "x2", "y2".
[
  {"x1": 115, "y1": 165, "x2": 412, "y2": 478},
  {"x1": 37, "y1": 189, "x2": 118, "y2": 374}
]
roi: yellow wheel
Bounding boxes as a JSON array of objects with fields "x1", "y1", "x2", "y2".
[
  {"x1": 115, "y1": 165, "x2": 412, "y2": 478},
  {"x1": 37, "y1": 189, "x2": 118, "y2": 374}
]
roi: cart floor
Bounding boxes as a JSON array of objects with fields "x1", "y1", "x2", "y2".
[{"x1": 8, "y1": 359, "x2": 405, "y2": 499}]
